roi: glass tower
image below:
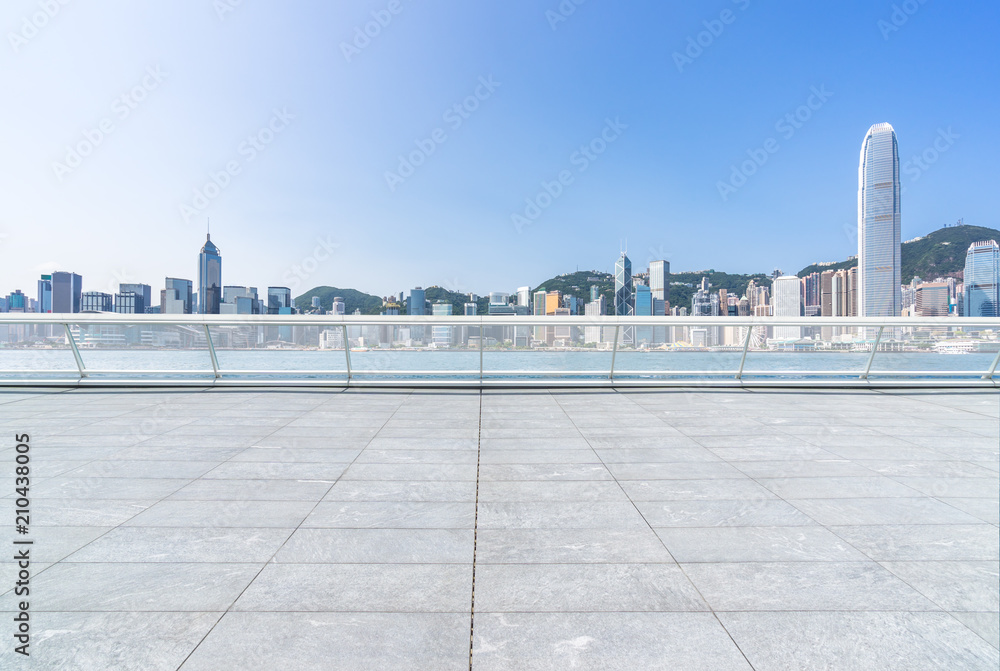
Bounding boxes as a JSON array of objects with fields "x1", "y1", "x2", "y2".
[
  {"x1": 857, "y1": 123, "x2": 901, "y2": 317},
  {"x1": 648, "y1": 260, "x2": 670, "y2": 308},
  {"x1": 964, "y1": 240, "x2": 999, "y2": 318},
  {"x1": 51, "y1": 271, "x2": 82, "y2": 313},
  {"x1": 198, "y1": 234, "x2": 222, "y2": 314},
  {"x1": 615, "y1": 252, "x2": 633, "y2": 344}
]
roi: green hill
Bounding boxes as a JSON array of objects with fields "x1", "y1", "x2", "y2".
[
  {"x1": 294, "y1": 286, "x2": 385, "y2": 315},
  {"x1": 532, "y1": 270, "x2": 615, "y2": 308},
  {"x1": 531, "y1": 269, "x2": 771, "y2": 312},
  {"x1": 423, "y1": 286, "x2": 489, "y2": 316},
  {"x1": 797, "y1": 224, "x2": 999, "y2": 282}
]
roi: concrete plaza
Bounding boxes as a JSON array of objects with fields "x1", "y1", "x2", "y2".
[{"x1": 1, "y1": 387, "x2": 998, "y2": 670}]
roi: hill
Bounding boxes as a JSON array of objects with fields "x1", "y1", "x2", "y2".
[
  {"x1": 797, "y1": 224, "x2": 999, "y2": 282},
  {"x1": 532, "y1": 271, "x2": 615, "y2": 308},
  {"x1": 294, "y1": 286, "x2": 385, "y2": 315},
  {"x1": 531, "y1": 269, "x2": 771, "y2": 312}
]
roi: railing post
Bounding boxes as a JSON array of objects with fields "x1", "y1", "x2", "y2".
[
  {"x1": 735, "y1": 324, "x2": 753, "y2": 380},
  {"x1": 608, "y1": 324, "x2": 621, "y2": 381},
  {"x1": 64, "y1": 323, "x2": 88, "y2": 378},
  {"x1": 984, "y1": 347, "x2": 1000, "y2": 380},
  {"x1": 204, "y1": 325, "x2": 221, "y2": 379},
  {"x1": 479, "y1": 319, "x2": 484, "y2": 382},
  {"x1": 860, "y1": 325, "x2": 884, "y2": 380},
  {"x1": 342, "y1": 324, "x2": 352, "y2": 385}
]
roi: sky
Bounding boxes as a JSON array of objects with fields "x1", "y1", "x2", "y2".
[{"x1": 1, "y1": 0, "x2": 997, "y2": 301}]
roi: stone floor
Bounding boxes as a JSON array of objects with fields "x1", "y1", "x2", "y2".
[{"x1": 0, "y1": 387, "x2": 997, "y2": 670}]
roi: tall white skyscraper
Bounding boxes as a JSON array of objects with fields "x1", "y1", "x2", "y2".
[
  {"x1": 772, "y1": 275, "x2": 801, "y2": 341},
  {"x1": 857, "y1": 123, "x2": 901, "y2": 317},
  {"x1": 964, "y1": 240, "x2": 1000, "y2": 317}
]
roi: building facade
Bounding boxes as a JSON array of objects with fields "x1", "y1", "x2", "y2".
[
  {"x1": 964, "y1": 240, "x2": 1000, "y2": 317},
  {"x1": 857, "y1": 123, "x2": 901, "y2": 317},
  {"x1": 198, "y1": 234, "x2": 222, "y2": 314}
]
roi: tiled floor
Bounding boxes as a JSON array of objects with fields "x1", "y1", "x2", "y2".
[{"x1": 0, "y1": 387, "x2": 997, "y2": 670}]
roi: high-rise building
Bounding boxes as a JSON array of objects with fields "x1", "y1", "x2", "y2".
[
  {"x1": 198, "y1": 234, "x2": 222, "y2": 314},
  {"x1": 81, "y1": 291, "x2": 113, "y2": 312},
  {"x1": 857, "y1": 123, "x2": 901, "y2": 317},
  {"x1": 431, "y1": 301, "x2": 452, "y2": 347},
  {"x1": 119, "y1": 284, "x2": 151, "y2": 312},
  {"x1": 964, "y1": 240, "x2": 1000, "y2": 318},
  {"x1": 268, "y1": 287, "x2": 292, "y2": 314},
  {"x1": 114, "y1": 291, "x2": 144, "y2": 314},
  {"x1": 615, "y1": 252, "x2": 633, "y2": 344},
  {"x1": 801, "y1": 272, "x2": 820, "y2": 317},
  {"x1": 408, "y1": 287, "x2": 426, "y2": 342},
  {"x1": 915, "y1": 282, "x2": 950, "y2": 317},
  {"x1": 590, "y1": 285, "x2": 599, "y2": 302},
  {"x1": 163, "y1": 278, "x2": 193, "y2": 314},
  {"x1": 772, "y1": 275, "x2": 801, "y2": 341},
  {"x1": 649, "y1": 260, "x2": 670, "y2": 307},
  {"x1": 37, "y1": 275, "x2": 52, "y2": 314},
  {"x1": 51, "y1": 271, "x2": 82, "y2": 313},
  {"x1": 516, "y1": 286, "x2": 531, "y2": 308}
]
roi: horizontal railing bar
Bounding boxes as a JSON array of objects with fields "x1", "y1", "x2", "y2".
[
  {"x1": 2, "y1": 314, "x2": 998, "y2": 327},
  {"x1": 1, "y1": 378, "x2": 995, "y2": 389},
  {"x1": 3, "y1": 368, "x2": 986, "y2": 378}
]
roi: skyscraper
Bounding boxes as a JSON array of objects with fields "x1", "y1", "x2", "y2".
[
  {"x1": 162, "y1": 278, "x2": 193, "y2": 314},
  {"x1": 37, "y1": 275, "x2": 52, "y2": 314},
  {"x1": 857, "y1": 123, "x2": 901, "y2": 317},
  {"x1": 198, "y1": 234, "x2": 222, "y2": 314},
  {"x1": 408, "y1": 287, "x2": 426, "y2": 343},
  {"x1": 615, "y1": 252, "x2": 633, "y2": 344},
  {"x1": 772, "y1": 275, "x2": 801, "y2": 341},
  {"x1": 267, "y1": 287, "x2": 292, "y2": 314},
  {"x1": 51, "y1": 271, "x2": 82, "y2": 313},
  {"x1": 964, "y1": 240, "x2": 1000, "y2": 318},
  {"x1": 648, "y1": 260, "x2": 670, "y2": 308}
]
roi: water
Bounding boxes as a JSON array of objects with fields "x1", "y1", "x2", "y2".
[{"x1": 0, "y1": 347, "x2": 995, "y2": 380}]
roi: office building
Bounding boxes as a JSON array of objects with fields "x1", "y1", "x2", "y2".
[
  {"x1": 915, "y1": 282, "x2": 950, "y2": 317},
  {"x1": 964, "y1": 240, "x2": 999, "y2": 318},
  {"x1": 119, "y1": 284, "x2": 151, "y2": 312},
  {"x1": 615, "y1": 252, "x2": 633, "y2": 344},
  {"x1": 857, "y1": 123, "x2": 901, "y2": 317},
  {"x1": 772, "y1": 275, "x2": 801, "y2": 341},
  {"x1": 516, "y1": 286, "x2": 531, "y2": 308},
  {"x1": 52, "y1": 271, "x2": 82, "y2": 313},
  {"x1": 649, "y1": 260, "x2": 670, "y2": 308},
  {"x1": 268, "y1": 287, "x2": 292, "y2": 314},
  {"x1": 164, "y1": 278, "x2": 193, "y2": 314},
  {"x1": 81, "y1": 291, "x2": 113, "y2": 313},
  {"x1": 431, "y1": 301, "x2": 452, "y2": 347},
  {"x1": 198, "y1": 233, "x2": 222, "y2": 314},
  {"x1": 37, "y1": 275, "x2": 52, "y2": 314},
  {"x1": 114, "y1": 291, "x2": 144, "y2": 314}
]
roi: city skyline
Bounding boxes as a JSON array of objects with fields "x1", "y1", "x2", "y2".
[{"x1": 1, "y1": 2, "x2": 996, "y2": 297}]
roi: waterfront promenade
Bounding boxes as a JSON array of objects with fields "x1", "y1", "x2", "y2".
[{"x1": 1, "y1": 387, "x2": 997, "y2": 669}]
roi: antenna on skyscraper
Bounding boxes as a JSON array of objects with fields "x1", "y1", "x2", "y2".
[{"x1": 207, "y1": 217, "x2": 210, "y2": 240}]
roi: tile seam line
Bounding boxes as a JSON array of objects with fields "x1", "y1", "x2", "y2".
[
  {"x1": 609, "y1": 387, "x2": 760, "y2": 670},
  {"x1": 172, "y1": 387, "x2": 413, "y2": 670},
  {"x1": 469, "y1": 387, "x2": 482, "y2": 670}
]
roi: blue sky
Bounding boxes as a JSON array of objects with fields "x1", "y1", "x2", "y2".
[{"x1": 1, "y1": 0, "x2": 996, "y2": 300}]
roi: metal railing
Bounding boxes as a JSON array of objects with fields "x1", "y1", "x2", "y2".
[{"x1": 0, "y1": 313, "x2": 998, "y2": 388}]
